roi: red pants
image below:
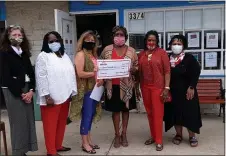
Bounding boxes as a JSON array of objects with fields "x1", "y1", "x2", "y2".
[
  {"x1": 141, "y1": 85, "x2": 164, "y2": 144},
  {"x1": 40, "y1": 99, "x2": 70, "y2": 155}
]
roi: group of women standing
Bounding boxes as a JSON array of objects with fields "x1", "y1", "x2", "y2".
[{"x1": 0, "y1": 24, "x2": 202, "y2": 156}]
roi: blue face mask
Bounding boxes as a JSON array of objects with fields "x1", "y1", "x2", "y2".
[{"x1": 48, "y1": 42, "x2": 61, "y2": 52}]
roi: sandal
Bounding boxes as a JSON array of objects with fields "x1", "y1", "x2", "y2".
[
  {"x1": 172, "y1": 134, "x2": 183, "y2": 145},
  {"x1": 90, "y1": 144, "x2": 100, "y2": 149},
  {"x1": 121, "y1": 134, "x2": 128, "y2": 147},
  {"x1": 156, "y1": 144, "x2": 163, "y2": 151},
  {"x1": 82, "y1": 146, "x2": 96, "y2": 154},
  {"x1": 114, "y1": 135, "x2": 121, "y2": 148},
  {"x1": 189, "y1": 136, "x2": 198, "y2": 147},
  {"x1": 144, "y1": 138, "x2": 155, "y2": 145}
]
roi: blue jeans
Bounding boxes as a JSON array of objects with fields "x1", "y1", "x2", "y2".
[{"x1": 80, "y1": 91, "x2": 98, "y2": 135}]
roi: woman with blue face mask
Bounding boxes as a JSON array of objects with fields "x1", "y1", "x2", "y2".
[
  {"x1": 164, "y1": 34, "x2": 202, "y2": 148},
  {"x1": 35, "y1": 31, "x2": 77, "y2": 156}
]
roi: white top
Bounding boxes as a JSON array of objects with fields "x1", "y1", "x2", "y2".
[
  {"x1": 35, "y1": 52, "x2": 77, "y2": 105},
  {"x1": 11, "y1": 46, "x2": 23, "y2": 55}
]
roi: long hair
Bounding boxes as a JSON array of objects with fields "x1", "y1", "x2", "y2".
[
  {"x1": 0, "y1": 25, "x2": 31, "y2": 57},
  {"x1": 41, "y1": 31, "x2": 65, "y2": 55},
  {"x1": 143, "y1": 30, "x2": 159, "y2": 51},
  {"x1": 76, "y1": 30, "x2": 99, "y2": 57}
]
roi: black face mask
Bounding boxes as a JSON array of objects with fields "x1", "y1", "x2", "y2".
[{"x1": 82, "y1": 41, "x2": 95, "y2": 50}]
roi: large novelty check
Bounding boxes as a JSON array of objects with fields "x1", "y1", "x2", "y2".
[{"x1": 97, "y1": 59, "x2": 131, "y2": 79}]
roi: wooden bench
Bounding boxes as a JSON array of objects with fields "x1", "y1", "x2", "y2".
[{"x1": 197, "y1": 79, "x2": 225, "y2": 123}]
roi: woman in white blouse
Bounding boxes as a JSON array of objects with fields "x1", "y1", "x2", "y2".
[{"x1": 35, "y1": 31, "x2": 77, "y2": 156}]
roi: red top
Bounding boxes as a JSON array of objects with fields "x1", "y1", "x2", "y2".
[
  {"x1": 112, "y1": 49, "x2": 125, "y2": 85},
  {"x1": 138, "y1": 47, "x2": 170, "y2": 89}
]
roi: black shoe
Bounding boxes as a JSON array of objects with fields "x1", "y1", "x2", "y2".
[
  {"x1": 82, "y1": 146, "x2": 96, "y2": 154},
  {"x1": 67, "y1": 117, "x2": 72, "y2": 125},
  {"x1": 57, "y1": 146, "x2": 71, "y2": 152}
]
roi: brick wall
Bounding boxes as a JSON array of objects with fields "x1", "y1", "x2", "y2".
[{"x1": 5, "y1": 1, "x2": 69, "y2": 64}]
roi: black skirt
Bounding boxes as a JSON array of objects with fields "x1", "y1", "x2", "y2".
[{"x1": 104, "y1": 85, "x2": 137, "y2": 112}]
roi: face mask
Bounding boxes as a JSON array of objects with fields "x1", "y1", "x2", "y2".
[
  {"x1": 147, "y1": 42, "x2": 156, "y2": 50},
  {"x1": 83, "y1": 41, "x2": 95, "y2": 50},
  {"x1": 48, "y1": 42, "x2": 61, "y2": 52},
  {"x1": 9, "y1": 37, "x2": 23, "y2": 46},
  {"x1": 171, "y1": 45, "x2": 183, "y2": 54},
  {"x1": 114, "y1": 36, "x2": 125, "y2": 47}
]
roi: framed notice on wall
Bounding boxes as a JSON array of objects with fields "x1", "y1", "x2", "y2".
[
  {"x1": 204, "y1": 30, "x2": 221, "y2": 49},
  {"x1": 204, "y1": 51, "x2": 221, "y2": 70},
  {"x1": 165, "y1": 31, "x2": 183, "y2": 50},
  {"x1": 185, "y1": 31, "x2": 201, "y2": 49}
]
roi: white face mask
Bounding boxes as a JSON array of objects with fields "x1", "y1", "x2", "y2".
[
  {"x1": 171, "y1": 45, "x2": 183, "y2": 54},
  {"x1": 48, "y1": 42, "x2": 61, "y2": 52}
]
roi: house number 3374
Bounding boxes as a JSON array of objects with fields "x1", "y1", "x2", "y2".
[{"x1": 128, "y1": 12, "x2": 145, "y2": 20}]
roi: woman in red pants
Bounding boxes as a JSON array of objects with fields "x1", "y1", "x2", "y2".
[
  {"x1": 35, "y1": 31, "x2": 77, "y2": 156},
  {"x1": 137, "y1": 30, "x2": 170, "y2": 151}
]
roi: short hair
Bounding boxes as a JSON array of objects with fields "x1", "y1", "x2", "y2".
[
  {"x1": 169, "y1": 34, "x2": 188, "y2": 50},
  {"x1": 143, "y1": 30, "x2": 159, "y2": 50},
  {"x1": 112, "y1": 25, "x2": 128, "y2": 41},
  {"x1": 0, "y1": 25, "x2": 31, "y2": 57},
  {"x1": 41, "y1": 31, "x2": 65, "y2": 55}
]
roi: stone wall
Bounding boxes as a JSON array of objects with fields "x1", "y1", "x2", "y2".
[{"x1": 5, "y1": 1, "x2": 69, "y2": 64}]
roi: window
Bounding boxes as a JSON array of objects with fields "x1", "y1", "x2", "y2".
[
  {"x1": 184, "y1": 9, "x2": 202, "y2": 30},
  {"x1": 126, "y1": 5, "x2": 225, "y2": 76},
  {"x1": 165, "y1": 10, "x2": 183, "y2": 31}
]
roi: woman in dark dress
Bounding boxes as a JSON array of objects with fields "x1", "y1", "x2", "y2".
[
  {"x1": 100, "y1": 26, "x2": 138, "y2": 148},
  {"x1": 164, "y1": 34, "x2": 202, "y2": 147}
]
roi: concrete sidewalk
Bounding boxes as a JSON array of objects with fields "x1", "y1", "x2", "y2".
[{"x1": 0, "y1": 110, "x2": 224, "y2": 155}]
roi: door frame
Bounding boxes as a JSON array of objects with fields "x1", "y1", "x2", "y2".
[{"x1": 69, "y1": 9, "x2": 119, "y2": 25}]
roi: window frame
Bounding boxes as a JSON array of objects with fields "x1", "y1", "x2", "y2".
[{"x1": 124, "y1": 4, "x2": 225, "y2": 77}]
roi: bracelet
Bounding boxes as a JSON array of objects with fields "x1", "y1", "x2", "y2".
[{"x1": 165, "y1": 87, "x2": 170, "y2": 90}]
